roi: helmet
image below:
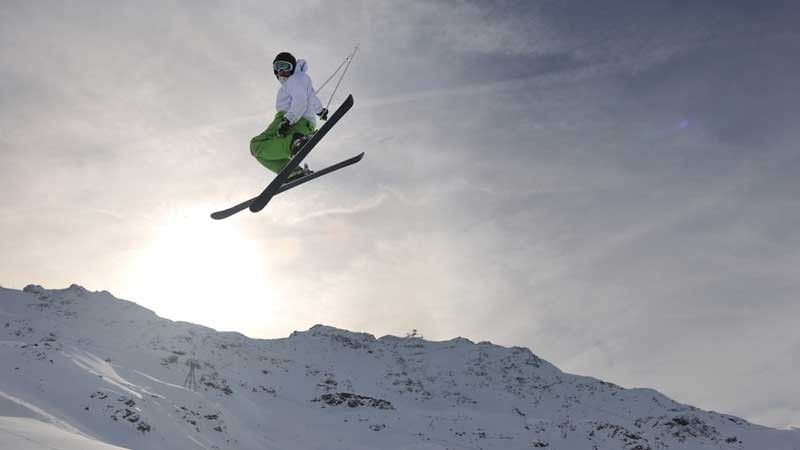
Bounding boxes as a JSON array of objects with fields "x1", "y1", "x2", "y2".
[{"x1": 273, "y1": 52, "x2": 296, "y2": 79}]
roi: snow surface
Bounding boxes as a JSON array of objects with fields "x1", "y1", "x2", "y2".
[
  {"x1": 1, "y1": 284, "x2": 799, "y2": 450},
  {"x1": 0, "y1": 417, "x2": 129, "y2": 450}
]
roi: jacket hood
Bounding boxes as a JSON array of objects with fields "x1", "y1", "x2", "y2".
[{"x1": 277, "y1": 59, "x2": 308, "y2": 84}]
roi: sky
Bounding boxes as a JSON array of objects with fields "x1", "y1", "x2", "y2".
[{"x1": 1, "y1": 0, "x2": 799, "y2": 430}]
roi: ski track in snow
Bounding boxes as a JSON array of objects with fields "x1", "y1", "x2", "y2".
[
  {"x1": 185, "y1": 433, "x2": 213, "y2": 450},
  {"x1": 133, "y1": 370, "x2": 185, "y2": 393},
  {"x1": 67, "y1": 349, "x2": 143, "y2": 400}
]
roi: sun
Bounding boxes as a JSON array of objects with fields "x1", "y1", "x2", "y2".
[{"x1": 123, "y1": 207, "x2": 273, "y2": 333}]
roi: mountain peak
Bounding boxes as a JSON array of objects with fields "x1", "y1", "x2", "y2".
[
  {"x1": 22, "y1": 283, "x2": 46, "y2": 294},
  {"x1": 24, "y1": 283, "x2": 90, "y2": 295},
  {"x1": 297, "y1": 323, "x2": 378, "y2": 342},
  {"x1": 17, "y1": 283, "x2": 157, "y2": 323}
]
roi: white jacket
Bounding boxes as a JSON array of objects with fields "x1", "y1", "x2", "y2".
[{"x1": 275, "y1": 59, "x2": 324, "y2": 126}]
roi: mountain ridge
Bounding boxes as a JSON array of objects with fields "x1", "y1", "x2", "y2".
[{"x1": 1, "y1": 283, "x2": 798, "y2": 450}]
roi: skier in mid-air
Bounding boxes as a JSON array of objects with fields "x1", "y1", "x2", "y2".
[
  {"x1": 250, "y1": 51, "x2": 328, "y2": 182},
  {"x1": 211, "y1": 48, "x2": 362, "y2": 219}
]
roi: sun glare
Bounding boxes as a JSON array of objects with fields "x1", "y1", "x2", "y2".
[{"x1": 124, "y1": 208, "x2": 273, "y2": 333}]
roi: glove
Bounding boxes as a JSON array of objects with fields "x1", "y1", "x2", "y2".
[
  {"x1": 277, "y1": 118, "x2": 292, "y2": 137},
  {"x1": 317, "y1": 108, "x2": 328, "y2": 121}
]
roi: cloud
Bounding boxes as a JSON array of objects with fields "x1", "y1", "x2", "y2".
[{"x1": 281, "y1": 191, "x2": 390, "y2": 224}]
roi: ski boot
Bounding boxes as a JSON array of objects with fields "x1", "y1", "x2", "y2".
[
  {"x1": 285, "y1": 163, "x2": 314, "y2": 183},
  {"x1": 290, "y1": 132, "x2": 315, "y2": 156}
]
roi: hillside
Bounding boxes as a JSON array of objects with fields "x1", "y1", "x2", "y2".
[{"x1": 1, "y1": 284, "x2": 798, "y2": 450}]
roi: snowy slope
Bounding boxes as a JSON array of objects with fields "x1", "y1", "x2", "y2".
[{"x1": 0, "y1": 285, "x2": 798, "y2": 450}]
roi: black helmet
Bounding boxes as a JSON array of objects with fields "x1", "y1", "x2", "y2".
[{"x1": 273, "y1": 52, "x2": 296, "y2": 77}]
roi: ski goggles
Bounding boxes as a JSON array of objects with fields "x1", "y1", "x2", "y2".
[{"x1": 273, "y1": 61, "x2": 294, "y2": 73}]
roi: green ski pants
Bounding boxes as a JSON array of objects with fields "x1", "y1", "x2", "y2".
[{"x1": 250, "y1": 112, "x2": 315, "y2": 174}]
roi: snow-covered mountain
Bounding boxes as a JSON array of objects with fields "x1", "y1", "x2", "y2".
[{"x1": 0, "y1": 284, "x2": 798, "y2": 450}]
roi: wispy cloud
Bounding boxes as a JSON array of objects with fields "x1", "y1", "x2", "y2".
[{"x1": 281, "y1": 191, "x2": 390, "y2": 224}]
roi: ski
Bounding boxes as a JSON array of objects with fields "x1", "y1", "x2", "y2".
[
  {"x1": 277, "y1": 152, "x2": 365, "y2": 193},
  {"x1": 210, "y1": 152, "x2": 365, "y2": 220},
  {"x1": 249, "y1": 94, "x2": 354, "y2": 213}
]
